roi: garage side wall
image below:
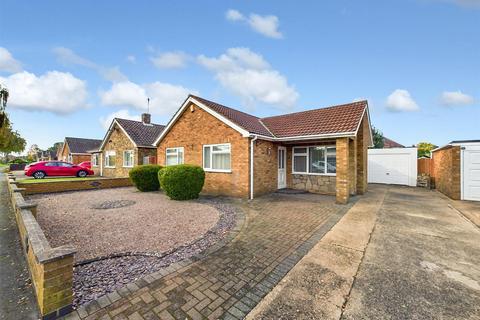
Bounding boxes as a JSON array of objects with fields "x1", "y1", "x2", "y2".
[{"x1": 432, "y1": 146, "x2": 461, "y2": 200}]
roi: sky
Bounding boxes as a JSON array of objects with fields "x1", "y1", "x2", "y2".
[{"x1": 0, "y1": 0, "x2": 479, "y2": 150}]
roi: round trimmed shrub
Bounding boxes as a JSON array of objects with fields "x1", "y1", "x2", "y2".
[
  {"x1": 129, "y1": 164, "x2": 163, "y2": 192},
  {"x1": 159, "y1": 164, "x2": 205, "y2": 200}
]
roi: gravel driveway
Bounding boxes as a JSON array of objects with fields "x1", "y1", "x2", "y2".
[{"x1": 31, "y1": 187, "x2": 220, "y2": 262}]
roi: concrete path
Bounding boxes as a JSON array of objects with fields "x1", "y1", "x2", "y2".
[
  {"x1": 247, "y1": 185, "x2": 385, "y2": 319},
  {"x1": 343, "y1": 186, "x2": 480, "y2": 319},
  {"x1": 65, "y1": 193, "x2": 353, "y2": 320},
  {"x1": 248, "y1": 185, "x2": 480, "y2": 320},
  {"x1": 0, "y1": 173, "x2": 39, "y2": 319}
]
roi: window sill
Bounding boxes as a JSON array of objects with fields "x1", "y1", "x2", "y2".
[
  {"x1": 105, "y1": 166, "x2": 116, "y2": 168},
  {"x1": 292, "y1": 172, "x2": 336, "y2": 177},
  {"x1": 123, "y1": 165, "x2": 134, "y2": 168},
  {"x1": 204, "y1": 169, "x2": 232, "y2": 173}
]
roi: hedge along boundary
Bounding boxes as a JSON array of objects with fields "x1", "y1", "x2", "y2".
[
  {"x1": 17, "y1": 177, "x2": 132, "y2": 195},
  {"x1": 6, "y1": 173, "x2": 76, "y2": 319}
]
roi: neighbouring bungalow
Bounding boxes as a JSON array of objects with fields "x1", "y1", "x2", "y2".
[
  {"x1": 94, "y1": 113, "x2": 165, "y2": 177},
  {"x1": 57, "y1": 137, "x2": 102, "y2": 164},
  {"x1": 383, "y1": 137, "x2": 404, "y2": 148},
  {"x1": 155, "y1": 95, "x2": 373, "y2": 203}
]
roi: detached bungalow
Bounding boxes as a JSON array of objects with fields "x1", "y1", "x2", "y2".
[
  {"x1": 155, "y1": 95, "x2": 373, "y2": 203},
  {"x1": 58, "y1": 137, "x2": 102, "y2": 164},
  {"x1": 95, "y1": 113, "x2": 165, "y2": 177}
]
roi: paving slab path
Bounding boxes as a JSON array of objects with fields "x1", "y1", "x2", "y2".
[
  {"x1": 65, "y1": 192, "x2": 353, "y2": 320},
  {"x1": 0, "y1": 172, "x2": 39, "y2": 320}
]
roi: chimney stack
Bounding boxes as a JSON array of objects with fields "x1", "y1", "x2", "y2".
[{"x1": 141, "y1": 113, "x2": 151, "y2": 124}]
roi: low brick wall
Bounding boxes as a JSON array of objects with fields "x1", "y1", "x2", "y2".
[
  {"x1": 17, "y1": 177, "x2": 132, "y2": 195},
  {"x1": 291, "y1": 174, "x2": 336, "y2": 195},
  {"x1": 6, "y1": 173, "x2": 76, "y2": 319}
]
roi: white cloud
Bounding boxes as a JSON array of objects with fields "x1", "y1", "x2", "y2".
[
  {"x1": 99, "y1": 109, "x2": 140, "y2": 129},
  {"x1": 99, "y1": 80, "x2": 196, "y2": 116},
  {"x1": 126, "y1": 55, "x2": 136, "y2": 64},
  {"x1": 0, "y1": 71, "x2": 88, "y2": 114},
  {"x1": 386, "y1": 89, "x2": 419, "y2": 112},
  {"x1": 198, "y1": 47, "x2": 298, "y2": 109},
  {"x1": 150, "y1": 51, "x2": 189, "y2": 69},
  {"x1": 53, "y1": 47, "x2": 127, "y2": 82},
  {"x1": 226, "y1": 10, "x2": 283, "y2": 39},
  {"x1": 226, "y1": 9, "x2": 244, "y2": 21},
  {"x1": 0, "y1": 47, "x2": 23, "y2": 73},
  {"x1": 248, "y1": 14, "x2": 283, "y2": 39},
  {"x1": 440, "y1": 90, "x2": 474, "y2": 106}
]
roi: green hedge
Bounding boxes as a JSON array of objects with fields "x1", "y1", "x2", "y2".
[
  {"x1": 129, "y1": 164, "x2": 163, "y2": 192},
  {"x1": 159, "y1": 164, "x2": 205, "y2": 200}
]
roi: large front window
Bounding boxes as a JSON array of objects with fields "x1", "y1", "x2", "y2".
[
  {"x1": 166, "y1": 147, "x2": 184, "y2": 166},
  {"x1": 123, "y1": 150, "x2": 134, "y2": 167},
  {"x1": 293, "y1": 146, "x2": 336, "y2": 175},
  {"x1": 105, "y1": 151, "x2": 116, "y2": 168},
  {"x1": 203, "y1": 143, "x2": 231, "y2": 172}
]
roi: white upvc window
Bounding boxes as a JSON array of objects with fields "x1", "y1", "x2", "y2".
[
  {"x1": 143, "y1": 156, "x2": 150, "y2": 165},
  {"x1": 292, "y1": 146, "x2": 336, "y2": 175},
  {"x1": 67, "y1": 154, "x2": 73, "y2": 163},
  {"x1": 105, "y1": 151, "x2": 116, "y2": 168},
  {"x1": 92, "y1": 154, "x2": 99, "y2": 167},
  {"x1": 123, "y1": 150, "x2": 134, "y2": 167},
  {"x1": 166, "y1": 147, "x2": 184, "y2": 166},
  {"x1": 203, "y1": 143, "x2": 231, "y2": 172}
]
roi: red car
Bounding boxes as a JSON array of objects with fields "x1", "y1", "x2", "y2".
[
  {"x1": 24, "y1": 161, "x2": 94, "y2": 179},
  {"x1": 78, "y1": 161, "x2": 91, "y2": 169}
]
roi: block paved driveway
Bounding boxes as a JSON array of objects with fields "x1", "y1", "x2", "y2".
[{"x1": 68, "y1": 193, "x2": 353, "y2": 320}]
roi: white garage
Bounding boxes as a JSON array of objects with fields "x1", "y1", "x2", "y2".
[
  {"x1": 461, "y1": 142, "x2": 480, "y2": 201},
  {"x1": 368, "y1": 148, "x2": 418, "y2": 187}
]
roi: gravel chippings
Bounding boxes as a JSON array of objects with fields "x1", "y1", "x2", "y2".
[
  {"x1": 32, "y1": 188, "x2": 220, "y2": 262},
  {"x1": 29, "y1": 188, "x2": 239, "y2": 307}
]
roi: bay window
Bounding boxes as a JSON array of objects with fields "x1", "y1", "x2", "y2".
[
  {"x1": 123, "y1": 150, "x2": 134, "y2": 167},
  {"x1": 203, "y1": 143, "x2": 231, "y2": 172},
  {"x1": 292, "y1": 146, "x2": 336, "y2": 175},
  {"x1": 166, "y1": 147, "x2": 184, "y2": 166}
]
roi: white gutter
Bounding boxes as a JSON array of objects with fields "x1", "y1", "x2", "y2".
[{"x1": 250, "y1": 135, "x2": 258, "y2": 200}]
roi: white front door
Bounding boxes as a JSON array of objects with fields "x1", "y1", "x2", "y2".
[
  {"x1": 278, "y1": 147, "x2": 287, "y2": 189},
  {"x1": 463, "y1": 147, "x2": 480, "y2": 201}
]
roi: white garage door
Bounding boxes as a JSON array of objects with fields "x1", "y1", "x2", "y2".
[
  {"x1": 368, "y1": 148, "x2": 417, "y2": 187},
  {"x1": 463, "y1": 146, "x2": 480, "y2": 201}
]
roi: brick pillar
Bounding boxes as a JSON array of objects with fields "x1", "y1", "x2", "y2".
[
  {"x1": 336, "y1": 137, "x2": 350, "y2": 204},
  {"x1": 356, "y1": 118, "x2": 368, "y2": 194},
  {"x1": 349, "y1": 137, "x2": 357, "y2": 195}
]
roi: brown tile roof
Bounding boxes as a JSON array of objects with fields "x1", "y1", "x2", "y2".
[
  {"x1": 383, "y1": 137, "x2": 405, "y2": 148},
  {"x1": 116, "y1": 118, "x2": 165, "y2": 147},
  {"x1": 65, "y1": 137, "x2": 102, "y2": 154},
  {"x1": 190, "y1": 95, "x2": 368, "y2": 139},
  {"x1": 261, "y1": 101, "x2": 367, "y2": 138},
  {"x1": 190, "y1": 95, "x2": 273, "y2": 137}
]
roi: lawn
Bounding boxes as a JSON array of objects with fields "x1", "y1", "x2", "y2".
[{"x1": 19, "y1": 177, "x2": 97, "y2": 184}]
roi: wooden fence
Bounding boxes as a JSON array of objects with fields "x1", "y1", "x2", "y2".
[{"x1": 418, "y1": 158, "x2": 433, "y2": 176}]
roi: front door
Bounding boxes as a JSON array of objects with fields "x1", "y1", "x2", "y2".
[{"x1": 278, "y1": 146, "x2": 287, "y2": 189}]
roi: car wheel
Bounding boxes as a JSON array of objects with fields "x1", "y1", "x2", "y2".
[
  {"x1": 77, "y1": 170, "x2": 88, "y2": 178},
  {"x1": 33, "y1": 171, "x2": 46, "y2": 179}
]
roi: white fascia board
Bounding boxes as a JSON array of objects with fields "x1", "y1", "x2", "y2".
[
  {"x1": 99, "y1": 119, "x2": 138, "y2": 151},
  {"x1": 154, "y1": 96, "x2": 250, "y2": 146},
  {"x1": 354, "y1": 104, "x2": 374, "y2": 147}
]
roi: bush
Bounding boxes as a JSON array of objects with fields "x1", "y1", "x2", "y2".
[
  {"x1": 129, "y1": 164, "x2": 163, "y2": 192},
  {"x1": 159, "y1": 164, "x2": 205, "y2": 200}
]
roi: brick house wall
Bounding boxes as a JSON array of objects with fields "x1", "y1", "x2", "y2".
[
  {"x1": 58, "y1": 143, "x2": 90, "y2": 164},
  {"x1": 253, "y1": 139, "x2": 278, "y2": 196},
  {"x1": 102, "y1": 123, "x2": 136, "y2": 178},
  {"x1": 137, "y1": 148, "x2": 157, "y2": 165},
  {"x1": 356, "y1": 117, "x2": 369, "y2": 194},
  {"x1": 158, "y1": 102, "x2": 250, "y2": 198},
  {"x1": 432, "y1": 146, "x2": 461, "y2": 200}
]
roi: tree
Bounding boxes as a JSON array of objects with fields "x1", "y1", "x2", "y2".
[
  {"x1": 417, "y1": 142, "x2": 435, "y2": 158},
  {"x1": 0, "y1": 84, "x2": 9, "y2": 128},
  {"x1": 48, "y1": 142, "x2": 63, "y2": 153},
  {"x1": 0, "y1": 115, "x2": 26, "y2": 159},
  {"x1": 372, "y1": 126, "x2": 384, "y2": 149}
]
